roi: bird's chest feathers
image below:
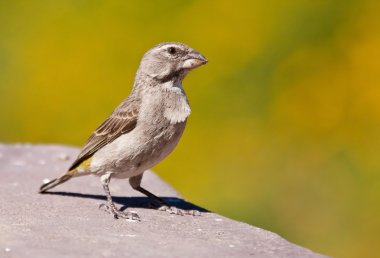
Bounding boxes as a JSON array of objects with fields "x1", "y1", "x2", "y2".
[
  {"x1": 142, "y1": 82, "x2": 191, "y2": 124},
  {"x1": 163, "y1": 86, "x2": 191, "y2": 124}
]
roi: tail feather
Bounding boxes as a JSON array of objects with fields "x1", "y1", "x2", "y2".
[{"x1": 39, "y1": 171, "x2": 75, "y2": 193}]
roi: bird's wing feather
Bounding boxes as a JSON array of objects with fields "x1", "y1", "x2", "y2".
[{"x1": 69, "y1": 96, "x2": 140, "y2": 171}]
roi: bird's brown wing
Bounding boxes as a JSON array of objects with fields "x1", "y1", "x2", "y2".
[{"x1": 69, "y1": 96, "x2": 140, "y2": 171}]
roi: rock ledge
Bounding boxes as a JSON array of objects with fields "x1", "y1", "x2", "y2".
[{"x1": 0, "y1": 144, "x2": 327, "y2": 258}]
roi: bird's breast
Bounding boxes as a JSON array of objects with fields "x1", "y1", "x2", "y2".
[
  {"x1": 91, "y1": 84, "x2": 190, "y2": 176},
  {"x1": 140, "y1": 82, "x2": 191, "y2": 125}
]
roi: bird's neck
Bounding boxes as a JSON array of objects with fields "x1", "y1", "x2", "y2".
[
  {"x1": 133, "y1": 71, "x2": 187, "y2": 93},
  {"x1": 134, "y1": 68, "x2": 188, "y2": 86},
  {"x1": 134, "y1": 76, "x2": 191, "y2": 125}
]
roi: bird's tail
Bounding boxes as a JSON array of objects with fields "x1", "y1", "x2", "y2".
[{"x1": 39, "y1": 170, "x2": 76, "y2": 193}]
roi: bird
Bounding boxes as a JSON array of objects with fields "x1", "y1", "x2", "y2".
[{"x1": 39, "y1": 42, "x2": 208, "y2": 220}]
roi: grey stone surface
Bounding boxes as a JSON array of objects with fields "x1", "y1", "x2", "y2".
[{"x1": 0, "y1": 144, "x2": 328, "y2": 258}]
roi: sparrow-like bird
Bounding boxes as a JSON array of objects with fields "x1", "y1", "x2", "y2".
[{"x1": 39, "y1": 42, "x2": 207, "y2": 220}]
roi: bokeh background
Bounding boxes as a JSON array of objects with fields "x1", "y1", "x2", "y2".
[{"x1": 1, "y1": 1, "x2": 379, "y2": 257}]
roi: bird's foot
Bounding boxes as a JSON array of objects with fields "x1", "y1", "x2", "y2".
[
  {"x1": 158, "y1": 205, "x2": 201, "y2": 216},
  {"x1": 99, "y1": 203, "x2": 140, "y2": 221}
]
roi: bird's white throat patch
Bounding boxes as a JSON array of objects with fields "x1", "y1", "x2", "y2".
[{"x1": 162, "y1": 81, "x2": 191, "y2": 124}]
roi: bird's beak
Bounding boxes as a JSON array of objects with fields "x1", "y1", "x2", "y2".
[{"x1": 182, "y1": 51, "x2": 208, "y2": 70}]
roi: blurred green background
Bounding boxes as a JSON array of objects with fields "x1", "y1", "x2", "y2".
[{"x1": 1, "y1": 1, "x2": 379, "y2": 257}]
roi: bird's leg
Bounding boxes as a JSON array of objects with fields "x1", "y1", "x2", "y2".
[
  {"x1": 129, "y1": 174, "x2": 201, "y2": 216},
  {"x1": 135, "y1": 186, "x2": 169, "y2": 207},
  {"x1": 129, "y1": 174, "x2": 168, "y2": 206},
  {"x1": 100, "y1": 173, "x2": 140, "y2": 220}
]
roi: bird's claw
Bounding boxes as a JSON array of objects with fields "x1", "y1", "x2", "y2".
[
  {"x1": 158, "y1": 205, "x2": 201, "y2": 216},
  {"x1": 186, "y1": 209, "x2": 202, "y2": 216},
  {"x1": 115, "y1": 211, "x2": 140, "y2": 221},
  {"x1": 99, "y1": 203, "x2": 140, "y2": 221}
]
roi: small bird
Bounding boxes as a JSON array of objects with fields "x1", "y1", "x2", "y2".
[{"x1": 39, "y1": 42, "x2": 207, "y2": 220}]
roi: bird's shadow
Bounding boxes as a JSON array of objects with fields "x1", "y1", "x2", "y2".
[{"x1": 42, "y1": 191, "x2": 209, "y2": 212}]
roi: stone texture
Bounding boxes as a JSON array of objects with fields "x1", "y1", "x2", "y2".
[{"x1": 0, "y1": 144, "x2": 328, "y2": 258}]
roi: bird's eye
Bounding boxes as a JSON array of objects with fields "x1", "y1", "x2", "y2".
[{"x1": 168, "y1": 47, "x2": 176, "y2": 55}]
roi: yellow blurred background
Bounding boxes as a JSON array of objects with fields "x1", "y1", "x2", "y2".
[{"x1": 1, "y1": 1, "x2": 379, "y2": 257}]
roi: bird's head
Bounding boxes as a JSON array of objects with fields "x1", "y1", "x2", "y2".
[{"x1": 137, "y1": 42, "x2": 208, "y2": 82}]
